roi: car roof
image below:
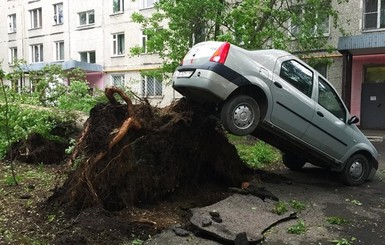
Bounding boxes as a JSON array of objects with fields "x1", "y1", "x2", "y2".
[{"x1": 225, "y1": 43, "x2": 295, "y2": 70}]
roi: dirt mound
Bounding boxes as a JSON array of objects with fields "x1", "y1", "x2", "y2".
[
  {"x1": 5, "y1": 133, "x2": 68, "y2": 165},
  {"x1": 51, "y1": 87, "x2": 247, "y2": 211}
]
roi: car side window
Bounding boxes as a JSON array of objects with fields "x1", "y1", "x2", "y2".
[
  {"x1": 279, "y1": 60, "x2": 313, "y2": 97},
  {"x1": 318, "y1": 77, "x2": 346, "y2": 121}
]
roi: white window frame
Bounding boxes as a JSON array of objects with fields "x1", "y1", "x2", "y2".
[
  {"x1": 112, "y1": 33, "x2": 125, "y2": 56},
  {"x1": 111, "y1": 74, "x2": 125, "y2": 88},
  {"x1": 79, "y1": 51, "x2": 96, "y2": 63},
  {"x1": 8, "y1": 47, "x2": 17, "y2": 65},
  {"x1": 141, "y1": 32, "x2": 149, "y2": 53},
  {"x1": 30, "y1": 8, "x2": 42, "y2": 29},
  {"x1": 78, "y1": 10, "x2": 95, "y2": 26},
  {"x1": 363, "y1": 0, "x2": 385, "y2": 30},
  {"x1": 55, "y1": 41, "x2": 64, "y2": 61},
  {"x1": 31, "y1": 44, "x2": 43, "y2": 63},
  {"x1": 113, "y1": 0, "x2": 124, "y2": 13},
  {"x1": 139, "y1": 0, "x2": 159, "y2": 10},
  {"x1": 142, "y1": 76, "x2": 163, "y2": 97},
  {"x1": 8, "y1": 14, "x2": 16, "y2": 33},
  {"x1": 314, "y1": 15, "x2": 330, "y2": 36},
  {"x1": 53, "y1": 3, "x2": 64, "y2": 25}
]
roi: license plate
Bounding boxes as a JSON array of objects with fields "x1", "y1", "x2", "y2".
[{"x1": 177, "y1": 70, "x2": 194, "y2": 78}]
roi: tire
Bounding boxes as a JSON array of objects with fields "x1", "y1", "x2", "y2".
[
  {"x1": 220, "y1": 95, "x2": 260, "y2": 136},
  {"x1": 282, "y1": 154, "x2": 306, "y2": 171},
  {"x1": 340, "y1": 154, "x2": 370, "y2": 186}
]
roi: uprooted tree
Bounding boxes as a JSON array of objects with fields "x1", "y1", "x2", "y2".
[{"x1": 52, "y1": 87, "x2": 248, "y2": 211}]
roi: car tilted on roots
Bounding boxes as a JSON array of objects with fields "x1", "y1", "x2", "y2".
[{"x1": 172, "y1": 41, "x2": 378, "y2": 186}]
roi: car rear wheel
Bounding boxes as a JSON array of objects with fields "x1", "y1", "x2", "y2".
[
  {"x1": 340, "y1": 154, "x2": 370, "y2": 186},
  {"x1": 282, "y1": 154, "x2": 306, "y2": 171},
  {"x1": 220, "y1": 95, "x2": 260, "y2": 136}
]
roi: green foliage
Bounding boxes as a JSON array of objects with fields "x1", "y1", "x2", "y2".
[
  {"x1": 232, "y1": 138, "x2": 280, "y2": 169},
  {"x1": 272, "y1": 201, "x2": 288, "y2": 215},
  {"x1": 131, "y1": 238, "x2": 144, "y2": 245},
  {"x1": 326, "y1": 216, "x2": 349, "y2": 225},
  {"x1": 65, "y1": 138, "x2": 77, "y2": 155},
  {"x1": 131, "y1": 0, "x2": 345, "y2": 74},
  {"x1": 0, "y1": 103, "x2": 69, "y2": 158},
  {"x1": 57, "y1": 80, "x2": 107, "y2": 112},
  {"x1": 0, "y1": 64, "x2": 105, "y2": 160},
  {"x1": 3, "y1": 174, "x2": 21, "y2": 186},
  {"x1": 345, "y1": 198, "x2": 362, "y2": 206},
  {"x1": 330, "y1": 237, "x2": 356, "y2": 245},
  {"x1": 290, "y1": 200, "x2": 306, "y2": 212},
  {"x1": 287, "y1": 220, "x2": 307, "y2": 234}
]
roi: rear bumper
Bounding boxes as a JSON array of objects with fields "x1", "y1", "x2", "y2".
[
  {"x1": 173, "y1": 68, "x2": 236, "y2": 103},
  {"x1": 172, "y1": 62, "x2": 251, "y2": 103}
]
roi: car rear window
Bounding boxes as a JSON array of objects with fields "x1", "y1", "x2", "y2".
[{"x1": 280, "y1": 60, "x2": 313, "y2": 98}]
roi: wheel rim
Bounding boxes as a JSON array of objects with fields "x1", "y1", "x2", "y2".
[
  {"x1": 349, "y1": 160, "x2": 364, "y2": 180},
  {"x1": 233, "y1": 104, "x2": 254, "y2": 129}
]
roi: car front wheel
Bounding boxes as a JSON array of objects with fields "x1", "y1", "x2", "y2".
[
  {"x1": 220, "y1": 95, "x2": 260, "y2": 136},
  {"x1": 282, "y1": 154, "x2": 306, "y2": 171},
  {"x1": 340, "y1": 154, "x2": 370, "y2": 186}
]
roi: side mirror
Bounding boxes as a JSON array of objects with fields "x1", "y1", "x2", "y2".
[{"x1": 348, "y1": 116, "x2": 359, "y2": 125}]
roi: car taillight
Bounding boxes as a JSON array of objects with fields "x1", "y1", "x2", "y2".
[{"x1": 209, "y1": 42, "x2": 230, "y2": 64}]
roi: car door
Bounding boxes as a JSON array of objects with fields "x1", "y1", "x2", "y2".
[
  {"x1": 302, "y1": 76, "x2": 355, "y2": 160},
  {"x1": 269, "y1": 58, "x2": 316, "y2": 139}
]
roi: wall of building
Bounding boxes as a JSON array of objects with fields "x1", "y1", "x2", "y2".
[{"x1": 0, "y1": 0, "x2": 180, "y2": 107}]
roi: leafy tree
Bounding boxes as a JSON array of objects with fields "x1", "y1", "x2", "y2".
[
  {"x1": 0, "y1": 64, "x2": 106, "y2": 159},
  {"x1": 131, "y1": 0, "x2": 344, "y2": 74},
  {"x1": 27, "y1": 65, "x2": 87, "y2": 106}
]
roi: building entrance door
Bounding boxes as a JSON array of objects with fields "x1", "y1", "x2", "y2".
[{"x1": 361, "y1": 66, "x2": 385, "y2": 129}]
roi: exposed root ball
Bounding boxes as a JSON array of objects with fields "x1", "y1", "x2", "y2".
[{"x1": 52, "y1": 87, "x2": 247, "y2": 211}]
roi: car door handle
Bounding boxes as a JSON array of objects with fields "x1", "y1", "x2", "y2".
[
  {"x1": 274, "y1": 81, "x2": 282, "y2": 88},
  {"x1": 317, "y1": 111, "x2": 324, "y2": 117}
]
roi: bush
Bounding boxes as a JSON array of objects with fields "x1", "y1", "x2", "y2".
[{"x1": 0, "y1": 104, "x2": 71, "y2": 158}]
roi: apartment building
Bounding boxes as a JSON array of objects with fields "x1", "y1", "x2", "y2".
[
  {"x1": 0, "y1": 0, "x2": 178, "y2": 107},
  {"x1": 1, "y1": 0, "x2": 384, "y2": 128},
  {"x1": 336, "y1": 0, "x2": 385, "y2": 129}
]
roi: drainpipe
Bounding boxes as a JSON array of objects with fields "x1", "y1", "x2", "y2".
[{"x1": 341, "y1": 51, "x2": 352, "y2": 111}]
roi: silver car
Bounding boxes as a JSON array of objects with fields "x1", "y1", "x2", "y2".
[{"x1": 172, "y1": 41, "x2": 378, "y2": 186}]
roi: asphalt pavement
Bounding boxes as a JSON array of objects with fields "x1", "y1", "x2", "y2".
[{"x1": 145, "y1": 132, "x2": 385, "y2": 245}]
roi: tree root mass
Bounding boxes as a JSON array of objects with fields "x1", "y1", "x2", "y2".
[{"x1": 53, "y1": 87, "x2": 246, "y2": 211}]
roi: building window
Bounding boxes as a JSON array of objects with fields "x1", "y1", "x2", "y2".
[
  {"x1": 113, "y1": 0, "x2": 124, "y2": 13},
  {"x1": 315, "y1": 15, "x2": 330, "y2": 36},
  {"x1": 112, "y1": 33, "x2": 125, "y2": 55},
  {"x1": 79, "y1": 10, "x2": 95, "y2": 26},
  {"x1": 289, "y1": 7, "x2": 330, "y2": 37},
  {"x1": 313, "y1": 63, "x2": 328, "y2": 78},
  {"x1": 8, "y1": 14, "x2": 16, "y2": 33},
  {"x1": 363, "y1": 0, "x2": 385, "y2": 29},
  {"x1": 111, "y1": 74, "x2": 125, "y2": 88},
  {"x1": 80, "y1": 51, "x2": 96, "y2": 63},
  {"x1": 9, "y1": 47, "x2": 17, "y2": 65},
  {"x1": 142, "y1": 76, "x2": 162, "y2": 97},
  {"x1": 30, "y1": 8, "x2": 42, "y2": 29},
  {"x1": 53, "y1": 3, "x2": 64, "y2": 25},
  {"x1": 141, "y1": 32, "x2": 149, "y2": 53},
  {"x1": 55, "y1": 41, "x2": 64, "y2": 61},
  {"x1": 139, "y1": 0, "x2": 158, "y2": 9},
  {"x1": 31, "y1": 44, "x2": 43, "y2": 63}
]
